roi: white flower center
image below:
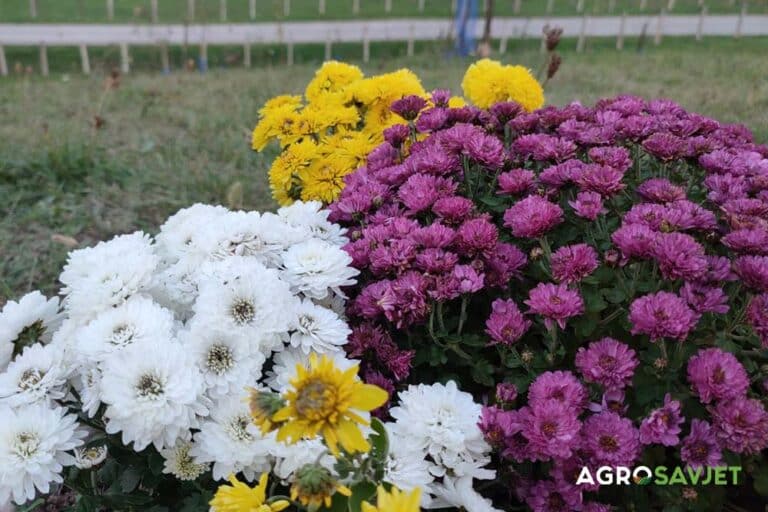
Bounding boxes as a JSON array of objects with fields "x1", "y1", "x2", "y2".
[
  {"x1": 205, "y1": 344, "x2": 234, "y2": 375},
  {"x1": 136, "y1": 372, "x2": 164, "y2": 399},
  {"x1": 298, "y1": 314, "x2": 317, "y2": 333},
  {"x1": 18, "y1": 368, "x2": 45, "y2": 391},
  {"x1": 225, "y1": 414, "x2": 254, "y2": 442},
  {"x1": 109, "y1": 324, "x2": 137, "y2": 347},
  {"x1": 230, "y1": 299, "x2": 255, "y2": 325},
  {"x1": 13, "y1": 431, "x2": 41, "y2": 458}
]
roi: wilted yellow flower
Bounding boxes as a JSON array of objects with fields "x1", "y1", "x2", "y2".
[
  {"x1": 210, "y1": 474, "x2": 289, "y2": 512},
  {"x1": 362, "y1": 486, "x2": 422, "y2": 512},
  {"x1": 272, "y1": 353, "x2": 388, "y2": 456},
  {"x1": 305, "y1": 61, "x2": 364, "y2": 103},
  {"x1": 461, "y1": 58, "x2": 544, "y2": 112},
  {"x1": 247, "y1": 389, "x2": 286, "y2": 434},
  {"x1": 290, "y1": 464, "x2": 352, "y2": 510}
]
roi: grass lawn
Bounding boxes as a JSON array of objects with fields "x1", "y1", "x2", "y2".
[
  {"x1": 0, "y1": 0, "x2": 763, "y2": 23},
  {"x1": 1, "y1": 36, "x2": 767, "y2": 300}
]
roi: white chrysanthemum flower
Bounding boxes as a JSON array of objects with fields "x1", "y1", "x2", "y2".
[
  {"x1": 265, "y1": 347, "x2": 358, "y2": 393},
  {"x1": 73, "y1": 365, "x2": 102, "y2": 418},
  {"x1": 270, "y1": 438, "x2": 335, "y2": 483},
  {"x1": 389, "y1": 381, "x2": 493, "y2": 480},
  {"x1": 150, "y1": 257, "x2": 204, "y2": 316},
  {"x1": 428, "y1": 475, "x2": 502, "y2": 512},
  {"x1": 195, "y1": 210, "x2": 291, "y2": 268},
  {"x1": 313, "y1": 292, "x2": 347, "y2": 318},
  {"x1": 77, "y1": 296, "x2": 176, "y2": 365},
  {"x1": 0, "y1": 343, "x2": 70, "y2": 408},
  {"x1": 190, "y1": 396, "x2": 275, "y2": 482},
  {"x1": 193, "y1": 257, "x2": 297, "y2": 355},
  {"x1": 156, "y1": 203, "x2": 229, "y2": 262},
  {"x1": 0, "y1": 403, "x2": 85, "y2": 506},
  {"x1": 99, "y1": 340, "x2": 209, "y2": 451},
  {"x1": 182, "y1": 325, "x2": 265, "y2": 400},
  {"x1": 161, "y1": 439, "x2": 208, "y2": 481},
  {"x1": 0, "y1": 291, "x2": 62, "y2": 371},
  {"x1": 59, "y1": 232, "x2": 158, "y2": 320},
  {"x1": 289, "y1": 299, "x2": 351, "y2": 354},
  {"x1": 281, "y1": 239, "x2": 359, "y2": 300},
  {"x1": 73, "y1": 445, "x2": 108, "y2": 469},
  {"x1": 383, "y1": 425, "x2": 435, "y2": 506},
  {"x1": 277, "y1": 201, "x2": 348, "y2": 246}
]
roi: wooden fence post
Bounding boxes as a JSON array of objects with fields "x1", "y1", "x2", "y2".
[
  {"x1": 385, "y1": 0, "x2": 392, "y2": 13},
  {"x1": 546, "y1": 0, "x2": 555, "y2": 14},
  {"x1": 287, "y1": 41, "x2": 294, "y2": 66},
  {"x1": 106, "y1": 0, "x2": 114, "y2": 20},
  {"x1": 120, "y1": 43, "x2": 130, "y2": 73},
  {"x1": 667, "y1": 0, "x2": 676, "y2": 10},
  {"x1": 640, "y1": 0, "x2": 648, "y2": 11},
  {"x1": 39, "y1": 44, "x2": 48, "y2": 76},
  {"x1": 160, "y1": 43, "x2": 170, "y2": 73},
  {"x1": 407, "y1": 25, "x2": 415, "y2": 57},
  {"x1": 151, "y1": 0, "x2": 159, "y2": 22},
  {"x1": 540, "y1": 27, "x2": 547, "y2": 53},
  {"x1": 283, "y1": 0, "x2": 290, "y2": 17},
  {"x1": 654, "y1": 9, "x2": 664, "y2": 45},
  {"x1": 319, "y1": 0, "x2": 326, "y2": 15},
  {"x1": 608, "y1": 0, "x2": 616, "y2": 14},
  {"x1": 499, "y1": 36, "x2": 508, "y2": 54},
  {"x1": 187, "y1": 0, "x2": 195, "y2": 21},
  {"x1": 353, "y1": 0, "x2": 360, "y2": 15},
  {"x1": 325, "y1": 35, "x2": 332, "y2": 60},
  {"x1": 0, "y1": 46, "x2": 8, "y2": 77},
  {"x1": 250, "y1": 0, "x2": 256, "y2": 19},
  {"x1": 243, "y1": 43, "x2": 251, "y2": 68},
  {"x1": 363, "y1": 29, "x2": 370, "y2": 62},
  {"x1": 514, "y1": 0, "x2": 522, "y2": 14},
  {"x1": 617, "y1": 11, "x2": 626, "y2": 49},
  {"x1": 696, "y1": 6, "x2": 707, "y2": 41},
  {"x1": 576, "y1": 15, "x2": 587, "y2": 52},
  {"x1": 735, "y1": 2, "x2": 747, "y2": 38},
  {"x1": 577, "y1": 0, "x2": 584, "y2": 13},
  {"x1": 451, "y1": 0, "x2": 457, "y2": 14},
  {"x1": 79, "y1": 45, "x2": 91, "y2": 74},
  {"x1": 219, "y1": 0, "x2": 227, "y2": 21},
  {"x1": 29, "y1": 0, "x2": 38, "y2": 18},
  {"x1": 199, "y1": 42, "x2": 208, "y2": 72}
]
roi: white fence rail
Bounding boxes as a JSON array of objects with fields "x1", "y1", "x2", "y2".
[{"x1": 1, "y1": 15, "x2": 767, "y2": 76}]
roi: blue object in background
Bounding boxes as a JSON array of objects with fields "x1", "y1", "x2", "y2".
[{"x1": 455, "y1": 0, "x2": 478, "y2": 57}]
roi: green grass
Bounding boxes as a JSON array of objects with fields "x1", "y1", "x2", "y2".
[
  {"x1": 1, "y1": 0, "x2": 765, "y2": 23},
  {"x1": 1, "y1": 37, "x2": 767, "y2": 300}
]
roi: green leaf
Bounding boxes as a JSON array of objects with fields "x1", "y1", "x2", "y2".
[
  {"x1": 369, "y1": 417, "x2": 389, "y2": 466},
  {"x1": 16, "y1": 499, "x2": 45, "y2": 512},
  {"x1": 348, "y1": 481, "x2": 378, "y2": 512},
  {"x1": 470, "y1": 358, "x2": 496, "y2": 387},
  {"x1": 119, "y1": 466, "x2": 142, "y2": 493}
]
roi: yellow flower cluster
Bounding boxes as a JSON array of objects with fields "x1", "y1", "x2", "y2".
[
  {"x1": 210, "y1": 474, "x2": 289, "y2": 512},
  {"x1": 252, "y1": 61, "x2": 426, "y2": 206},
  {"x1": 461, "y1": 58, "x2": 545, "y2": 112}
]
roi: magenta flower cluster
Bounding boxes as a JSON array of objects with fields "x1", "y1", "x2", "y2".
[{"x1": 330, "y1": 91, "x2": 768, "y2": 510}]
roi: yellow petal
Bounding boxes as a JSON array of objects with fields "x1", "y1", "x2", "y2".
[
  {"x1": 349, "y1": 384, "x2": 389, "y2": 411},
  {"x1": 337, "y1": 418, "x2": 371, "y2": 454},
  {"x1": 270, "y1": 500, "x2": 291, "y2": 512}
]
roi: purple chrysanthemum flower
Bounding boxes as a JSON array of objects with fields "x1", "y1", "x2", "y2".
[
  {"x1": 503, "y1": 195, "x2": 564, "y2": 239},
  {"x1": 452, "y1": 264, "x2": 485, "y2": 295},
  {"x1": 483, "y1": 242, "x2": 528, "y2": 287},
  {"x1": 525, "y1": 479, "x2": 583, "y2": 512},
  {"x1": 485, "y1": 298, "x2": 531, "y2": 346},
  {"x1": 651, "y1": 232, "x2": 708, "y2": 281},
  {"x1": 569, "y1": 191, "x2": 607, "y2": 221},
  {"x1": 747, "y1": 293, "x2": 768, "y2": 347},
  {"x1": 637, "y1": 178, "x2": 687, "y2": 203},
  {"x1": 709, "y1": 397, "x2": 768, "y2": 455},
  {"x1": 397, "y1": 174, "x2": 456, "y2": 214},
  {"x1": 414, "y1": 248, "x2": 458, "y2": 274},
  {"x1": 525, "y1": 283, "x2": 585, "y2": 330},
  {"x1": 642, "y1": 132, "x2": 686, "y2": 160},
  {"x1": 700, "y1": 255, "x2": 737, "y2": 283},
  {"x1": 540, "y1": 160, "x2": 586, "y2": 188},
  {"x1": 679, "y1": 282, "x2": 730, "y2": 315},
  {"x1": 639, "y1": 393, "x2": 685, "y2": 446},
  {"x1": 415, "y1": 107, "x2": 449, "y2": 133},
  {"x1": 479, "y1": 406, "x2": 516, "y2": 450},
  {"x1": 588, "y1": 146, "x2": 632, "y2": 172},
  {"x1": 575, "y1": 337, "x2": 639, "y2": 390},
  {"x1": 628, "y1": 291, "x2": 698, "y2": 341},
  {"x1": 680, "y1": 419, "x2": 723, "y2": 470},
  {"x1": 408, "y1": 222, "x2": 456, "y2": 248},
  {"x1": 513, "y1": 134, "x2": 577, "y2": 162},
  {"x1": 686, "y1": 347, "x2": 749, "y2": 404},
  {"x1": 582, "y1": 411, "x2": 640, "y2": 467},
  {"x1": 390, "y1": 94, "x2": 427, "y2": 121},
  {"x1": 722, "y1": 226, "x2": 768, "y2": 255},
  {"x1": 496, "y1": 382, "x2": 519, "y2": 404},
  {"x1": 704, "y1": 173, "x2": 749, "y2": 205},
  {"x1": 498, "y1": 168, "x2": 535, "y2": 195},
  {"x1": 611, "y1": 223, "x2": 658, "y2": 261},
  {"x1": 550, "y1": 243, "x2": 599, "y2": 284},
  {"x1": 520, "y1": 399, "x2": 582, "y2": 461},
  {"x1": 528, "y1": 371, "x2": 588, "y2": 413},
  {"x1": 465, "y1": 132, "x2": 506, "y2": 168},
  {"x1": 383, "y1": 124, "x2": 411, "y2": 147},
  {"x1": 430, "y1": 88, "x2": 451, "y2": 107},
  {"x1": 576, "y1": 164, "x2": 626, "y2": 196},
  {"x1": 432, "y1": 196, "x2": 474, "y2": 223},
  {"x1": 456, "y1": 217, "x2": 498, "y2": 254},
  {"x1": 734, "y1": 255, "x2": 768, "y2": 292}
]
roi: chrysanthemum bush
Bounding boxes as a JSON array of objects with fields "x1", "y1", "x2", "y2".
[{"x1": 324, "y1": 70, "x2": 768, "y2": 509}]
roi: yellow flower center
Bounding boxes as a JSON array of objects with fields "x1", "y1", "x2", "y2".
[{"x1": 295, "y1": 378, "x2": 337, "y2": 421}]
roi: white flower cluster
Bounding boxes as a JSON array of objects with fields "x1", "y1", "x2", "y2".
[
  {"x1": 0, "y1": 201, "x2": 359, "y2": 506},
  {"x1": 384, "y1": 381, "x2": 499, "y2": 512}
]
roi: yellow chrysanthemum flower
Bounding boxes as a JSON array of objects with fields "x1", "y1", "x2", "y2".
[
  {"x1": 210, "y1": 474, "x2": 290, "y2": 512},
  {"x1": 461, "y1": 58, "x2": 544, "y2": 112},
  {"x1": 269, "y1": 139, "x2": 318, "y2": 205},
  {"x1": 319, "y1": 131, "x2": 377, "y2": 172},
  {"x1": 346, "y1": 69, "x2": 425, "y2": 108},
  {"x1": 259, "y1": 94, "x2": 303, "y2": 117},
  {"x1": 362, "y1": 486, "x2": 422, "y2": 512},
  {"x1": 290, "y1": 464, "x2": 352, "y2": 509},
  {"x1": 305, "y1": 61, "x2": 365, "y2": 103},
  {"x1": 298, "y1": 156, "x2": 353, "y2": 205},
  {"x1": 251, "y1": 104, "x2": 301, "y2": 151},
  {"x1": 272, "y1": 353, "x2": 388, "y2": 456}
]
